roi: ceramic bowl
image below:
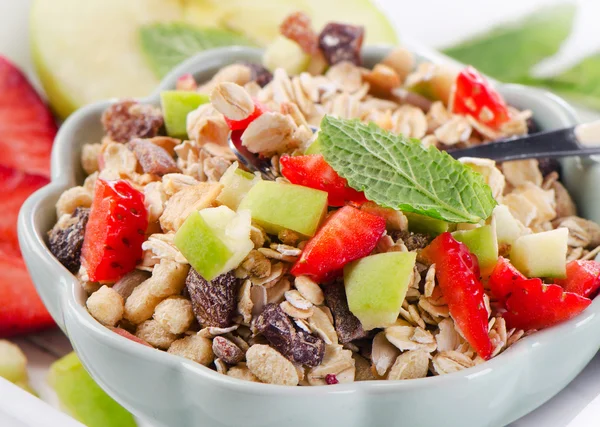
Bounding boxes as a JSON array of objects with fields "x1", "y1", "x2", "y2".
[{"x1": 18, "y1": 46, "x2": 600, "y2": 427}]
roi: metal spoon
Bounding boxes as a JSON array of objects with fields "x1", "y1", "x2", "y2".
[{"x1": 228, "y1": 129, "x2": 278, "y2": 180}]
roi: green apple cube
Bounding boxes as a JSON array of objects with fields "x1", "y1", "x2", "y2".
[
  {"x1": 0, "y1": 340, "x2": 27, "y2": 384},
  {"x1": 493, "y1": 205, "x2": 523, "y2": 247},
  {"x1": 404, "y1": 211, "x2": 450, "y2": 235},
  {"x1": 510, "y1": 228, "x2": 568, "y2": 278},
  {"x1": 453, "y1": 225, "x2": 499, "y2": 276},
  {"x1": 160, "y1": 90, "x2": 210, "y2": 139},
  {"x1": 49, "y1": 352, "x2": 136, "y2": 427},
  {"x1": 238, "y1": 181, "x2": 328, "y2": 237},
  {"x1": 405, "y1": 63, "x2": 458, "y2": 104},
  {"x1": 344, "y1": 252, "x2": 417, "y2": 330},
  {"x1": 174, "y1": 206, "x2": 253, "y2": 280},
  {"x1": 304, "y1": 137, "x2": 322, "y2": 155},
  {"x1": 216, "y1": 162, "x2": 259, "y2": 210},
  {"x1": 263, "y1": 36, "x2": 311, "y2": 75}
]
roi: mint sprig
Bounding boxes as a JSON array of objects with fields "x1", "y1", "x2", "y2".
[
  {"x1": 319, "y1": 116, "x2": 497, "y2": 224},
  {"x1": 139, "y1": 23, "x2": 256, "y2": 78}
]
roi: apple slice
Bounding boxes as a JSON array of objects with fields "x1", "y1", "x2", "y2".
[
  {"x1": 452, "y1": 225, "x2": 499, "y2": 276},
  {"x1": 0, "y1": 340, "x2": 27, "y2": 384},
  {"x1": 344, "y1": 252, "x2": 417, "y2": 330},
  {"x1": 216, "y1": 162, "x2": 259, "y2": 210},
  {"x1": 161, "y1": 91, "x2": 210, "y2": 138},
  {"x1": 404, "y1": 212, "x2": 450, "y2": 236},
  {"x1": 510, "y1": 228, "x2": 568, "y2": 278},
  {"x1": 263, "y1": 36, "x2": 311, "y2": 75}
]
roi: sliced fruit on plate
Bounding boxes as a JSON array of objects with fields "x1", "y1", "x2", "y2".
[
  {"x1": 488, "y1": 256, "x2": 526, "y2": 305},
  {"x1": 0, "y1": 56, "x2": 57, "y2": 176},
  {"x1": 0, "y1": 246, "x2": 54, "y2": 338},
  {"x1": 0, "y1": 165, "x2": 49, "y2": 256}
]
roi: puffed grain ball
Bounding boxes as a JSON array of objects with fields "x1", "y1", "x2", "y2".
[
  {"x1": 167, "y1": 334, "x2": 214, "y2": 366},
  {"x1": 81, "y1": 143, "x2": 102, "y2": 175},
  {"x1": 153, "y1": 296, "x2": 194, "y2": 335},
  {"x1": 124, "y1": 281, "x2": 162, "y2": 325},
  {"x1": 86, "y1": 285, "x2": 124, "y2": 327},
  {"x1": 246, "y1": 344, "x2": 299, "y2": 386},
  {"x1": 227, "y1": 363, "x2": 261, "y2": 383},
  {"x1": 135, "y1": 319, "x2": 178, "y2": 350},
  {"x1": 147, "y1": 259, "x2": 190, "y2": 298},
  {"x1": 55, "y1": 186, "x2": 92, "y2": 218}
]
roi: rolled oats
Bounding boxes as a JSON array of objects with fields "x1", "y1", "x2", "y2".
[
  {"x1": 371, "y1": 331, "x2": 400, "y2": 376},
  {"x1": 241, "y1": 112, "x2": 300, "y2": 156},
  {"x1": 159, "y1": 183, "x2": 222, "y2": 232},
  {"x1": 307, "y1": 344, "x2": 355, "y2": 385},
  {"x1": 294, "y1": 275, "x2": 324, "y2": 305},
  {"x1": 307, "y1": 306, "x2": 338, "y2": 345},
  {"x1": 280, "y1": 300, "x2": 314, "y2": 319},
  {"x1": 432, "y1": 351, "x2": 475, "y2": 375},
  {"x1": 387, "y1": 350, "x2": 430, "y2": 380},
  {"x1": 211, "y1": 82, "x2": 255, "y2": 121},
  {"x1": 266, "y1": 277, "x2": 292, "y2": 305}
]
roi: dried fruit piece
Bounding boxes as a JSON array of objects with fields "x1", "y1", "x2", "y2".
[
  {"x1": 280, "y1": 12, "x2": 318, "y2": 54},
  {"x1": 101, "y1": 100, "x2": 164, "y2": 143},
  {"x1": 185, "y1": 268, "x2": 239, "y2": 328},
  {"x1": 212, "y1": 336, "x2": 244, "y2": 365},
  {"x1": 242, "y1": 62, "x2": 273, "y2": 87},
  {"x1": 127, "y1": 139, "x2": 179, "y2": 176},
  {"x1": 48, "y1": 207, "x2": 89, "y2": 273},
  {"x1": 318, "y1": 23, "x2": 365, "y2": 66},
  {"x1": 254, "y1": 303, "x2": 325, "y2": 367},
  {"x1": 322, "y1": 281, "x2": 368, "y2": 343}
]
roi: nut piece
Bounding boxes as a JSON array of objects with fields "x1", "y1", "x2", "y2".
[
  {"x1": 210, "y1": 82, "x2": 255, "y2": 121},
  {"x1": 127, "y1": 139, "x2": 179, "y2": 176},
  {"x1": 48, "y1": 207, "x2": 89, "y2": 273},
  {"x1": 246, "y1": 344, "x2": 299, "y2": 386},
  {"x1": 135, "y1": 319, "x2": 178, "y2": 350},
  {"x1": 167, "y1": 334, "x2": 215, "y2": 366},
  {"x1": 322, "y1": 282, "x2": 368, "y2": 343},
  {"x1": 112, "y1": 270, "x2": 151, "y2": 299},
  {"x1": 212, "y1": 336, "x2": 244, "y2": 365},
  {"x1": 86, "y1": 285, "x2": 124, "y2": 326},
  {"x1": 101, "y1": 100, "x2": 163, "y2": 143},
  {"x1": 254, "y1": 303, "x2": 325, "y2": 367},
  {"x1": 186, "y1": 269, "x2": 239, "y2": 328},
  {"x1": 153, "y1": 296, "x2": 195, "y2": 334},
  {"x1": 318, "y1": 23, "x2": 365, "y2": 66}
]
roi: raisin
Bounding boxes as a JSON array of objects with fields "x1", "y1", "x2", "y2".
[
  {"x1": 537, "y1": 158, "x2": 561, "y2": 178},
  {"x1": 526, "y1": 117, "x2": 539, "y2": 134},
  {"x1": 280, "y1": 11, "x2": 318, "y2": 54},
  {"x1": 322, "y1": 281, "x2": 368, "y2": 343},
  {"x1": 318, "y1": 23, "x2": 365, "y2": 66},
  {"x1": 48, "y1": 207, "x2": 89, "y2": 273},
  {"x1": 242, "y1": 62, "x2": 273, "y2": 88},
  {"x1": 186, "y1": 269, "x2": 239, "y2": 328},
  {"x1": 212, "y1": 336, "x2": 244, "y2": 364},
  {"x1": 101, "y1": 100, "x2": 164, "y2": 143},
  {"x1": 255, "y1": 303, "x2": 325, "y2": 367},
  {"x1": 127, "y1": 138, "x2": 179, "y2": 176},
  {"x1": 390, "y1": 230, "x2": 432, "y2": 252}
]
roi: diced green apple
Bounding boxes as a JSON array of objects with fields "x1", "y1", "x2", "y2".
[
  {"x1": 304, "y1": 137, "x2": 322, "y2": 155},
  {"x1": 174, "y1": 206, "x2": 253, "y2": 280},
  {"x1": 216, "y1": 162, "x2": 259, "y2": 210},
  {"x1": 510, "y1": 228, "x2": 568, "y2": 278},
  {"x1": 161, "y1": 90, "x2": 210, "y2": 138},
  {"x1": 49, "y1": 352, "x2": 136, "y2": 427},
  {"x1": 238, "y1": 181, "x2": 328, "y2": 237},
  {"x1": 405, "y1": 63, "x2": 459, "y2": 105},
  {"x1": 263, "y1": 36, "x2": 311, "y2": 75},
  {"x1": 0, "y1": 340, "x2": 27, "y2": 385},
  {"x1": 404, "y1": 212, "x2": 450, "y2": 235},
  {"x1": 493, "y1": 205, "x2": 523, "y2": 247},
  {"x1": 453, "y1": 225, "x2": 499, "y2": 276},
  {"x1": 344, "y1": 252, "x2": 417, "y2": 330}
]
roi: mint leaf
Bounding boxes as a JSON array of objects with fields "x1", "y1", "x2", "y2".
[
  {"x1": 139, "y1": 23, "x2": 256, "y2": 78},
  {"x1": 443, "y1": 4, "x2": 575, "y2": 82},
  {"x1": 319, "y1": 116, "x2": 497, "y2": 223}
]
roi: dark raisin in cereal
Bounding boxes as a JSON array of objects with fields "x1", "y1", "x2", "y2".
[
  {"x1": 186, "y1": 269, "x2": 239, "y2": 328},
  {"x1": 322, "y1": 281, "x2": 368, "y2": 343},
  {"x1": 242, "y1": 62, "x2": 273, "y2": 88},
  {"x1": 212, "y1": 336, "x2": 244, "y2": 364},
  {"x1": 537, "y1": 158, "x2": 561, "y2": 178},
  {"x1": 47, "y1": 207, "x2": 90, "y2": 273},
  {"x1": 318, "y1": 23, "x2": 365, "y2": 66},
  {"x1": 101, "y1": 100, "x2": 164, "y2": 143},
  {"x1": 127, "y1": 138, "x2": 179, "y2": 176}
]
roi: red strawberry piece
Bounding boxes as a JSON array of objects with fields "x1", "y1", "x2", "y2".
[
  {"x1": 504, "y1": 277, "x2": 591, "y2": 331},
  {"x1": 110, "y1": 327, "x2": 152, "y2": 347},
  {"x1": 450, "y1": 66, "x2": 511, "y2": 130},
  {"x1": 421, "y1": 232, "x2": 493, "y2": 360},
  {"x1": 224, "y1": 100, "x2": 267, "y2": 131},
  {"x1": 0, "y1": 56, "x2": 57, "y2": 177},
  {"x1": 81, "y1": 179, "x2": 148, "y2": 283},
  {"x1": 554, "y1": 260, "x2": 600, "y2": 298},
  {"x1": 0, "y1": 165, "x2": 49, "y2": 256},
  {"x1": 0, "y1": 246, "x2": 54, "y2": 337},
  {"x1": 291, "y1": 206, "x2": 386, "y2": 282},
  {"x1": 280, "y1": 154, "x2": 367, "y2": 206},
  {"x1": 487, "y1": 257, "x2": 526, "y2": 306}
]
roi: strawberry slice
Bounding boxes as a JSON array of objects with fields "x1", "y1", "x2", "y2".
[
  {"x1": 291, "y1": 206, "x2": 386, "y2": 282},
  {"x1": 504, "y1": 278, "x2": 591, "y2": 331},
  {"x1": 488, "y1": 257, "x2": 526, "y2": 305},
  {"x1": 280, "y1": 154, "x2": 367, "y2": 206},
  {"x1": 554, "y1": 260, "x2": 600, "y2": 298},
  {"x1": 0, "y1": 56, "x2": 57, "y2": 177},
  {"x1": 0, "y1": 165, "x2": 49, "y2": 256},
  {"x1": 0, "y1": 246, "x2": 54, "y2": 337},
  {"x1": 421, "y1": 232, "x2": 493, "y2": 360},
  {"x1": 224, "y1": 100, "x2": 267, "y2": 131}
]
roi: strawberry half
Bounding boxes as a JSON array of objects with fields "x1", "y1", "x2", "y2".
[{"x1": 0, "y1": 56, "x2": 57, "y2": 177}]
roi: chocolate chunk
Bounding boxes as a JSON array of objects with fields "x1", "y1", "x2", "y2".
[
  {"x1": 242, "y1": 62, "x2": 273, "y2": 88},
  {"x1": 212, "y1": 336, "x2": 244, "y2": 364},
  {"x1": 101, "y1": 100, "x2": 164, "y2": 143},
  {"x1": 127, "y1": 138, "x2": 179, "y2": 176},
  {"x1": 318, "y1": 23, "x2": 364, "y2": 66},
  {"x1": 255, "y1": 304, "x2": 325, "y2": 367},
  {"x1": 322, "y1": 282, "x2": 368, "y2": 343},
  {"x1": 48, "y1": 207, "x2": 89, "y2": 273},
  {"x1": 186, "y1": 269, "x2": 239, "y2": 328},
  {"x1": 390, "y1": 230, "x2": 432, "y2": 252}
]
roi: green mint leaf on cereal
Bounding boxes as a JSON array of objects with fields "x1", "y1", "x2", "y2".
[
  {"x1": 319, "y1": 115, "x2": 497, "y2": 224},
  {"x1": 139, "y1": 23, "x2": 256, "y2": 78}
]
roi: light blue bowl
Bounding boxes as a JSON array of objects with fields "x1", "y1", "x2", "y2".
[{"x1": 18, "y1": 46, "x2": 600, "y2": 427}]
